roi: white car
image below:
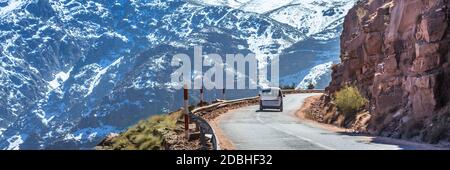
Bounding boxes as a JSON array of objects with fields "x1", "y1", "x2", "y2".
[{"x1": 259, "y1": 87, "x2": 284, "y2": 112}]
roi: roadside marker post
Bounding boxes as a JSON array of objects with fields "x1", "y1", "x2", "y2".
[
  {"x1": 200, "y1": 87, "x2": 204, "y2": 105},
  {"x1": 222, "y1": 88, "x2": 226, "y2": 100},
  {"x1": 183, "y1": 84, "x2": 189, "y2": 139}
]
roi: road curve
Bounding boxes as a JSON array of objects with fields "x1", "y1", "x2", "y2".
[{"x1": 219, "y1": 93, "x2": 441, "y2": 150}]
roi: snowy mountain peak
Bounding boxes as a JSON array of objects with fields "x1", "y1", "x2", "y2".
[{"x1": 194, "y1": 0, "x2": 356, "y2": 38}]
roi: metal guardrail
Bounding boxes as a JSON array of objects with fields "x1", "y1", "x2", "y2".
[
  {"x1": 219, "y1": 96, "x2": 259, "y2": 104},
  {"x1": 281, "y1": 89, "x2": 326, "y2": 94},
  {"x1": 190, "y1": 97, "x2": 259, "y2": 150},
  {"x1": 190, "y1": 113, "x2": 220, "y2": 150},
  {"x1": 191, "y1": 102, "x2": 223, "y2": 114}
]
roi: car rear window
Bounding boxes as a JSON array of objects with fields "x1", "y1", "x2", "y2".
[
  {"x1": 261, "y1": 89, "x2": 279, "y2": 97},
  {"x1": 262, "y1": 89, "x2": 271, "y2": 93}
]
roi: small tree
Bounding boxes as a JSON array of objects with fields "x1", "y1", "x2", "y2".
[{"x1": 307, "y1": 83, "x2": 315, "y2": 90}]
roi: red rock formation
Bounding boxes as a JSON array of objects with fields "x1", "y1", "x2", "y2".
[{"x1": 327, "y1": 0, "x2": 450, "y2": 142}]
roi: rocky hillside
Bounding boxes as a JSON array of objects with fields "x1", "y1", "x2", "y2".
[{"x1": 327, "y1": 0, "x2": 450, "y2": 143}]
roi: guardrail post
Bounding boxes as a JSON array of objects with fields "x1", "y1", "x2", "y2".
[
  {"x1": 200, "y1": 87, "x2": 204, "y2": 105},
  {"x1": 184, "y1": 84, "x2": 189, "y2": 139},
  {"x1": 222, "y1": 88, "x2": 226, "y2": 100}
]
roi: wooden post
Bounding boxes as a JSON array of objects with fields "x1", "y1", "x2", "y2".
[{"x1": 183, "y1": 84, "x2": 189, "y2": 139}]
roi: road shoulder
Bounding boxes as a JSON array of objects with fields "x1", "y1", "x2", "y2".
[
  {"x1": 295, "y1": 94, "x2": 351, "y2": 133},
  {"x1": 295, "y1": 95, "x2": 449, "y2": 150},
  {"x1": 210, "y1": 112, "x2": 236, "y2": 150}
]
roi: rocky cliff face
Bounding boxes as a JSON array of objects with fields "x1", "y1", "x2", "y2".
[{"x1": 327, "y1": 0, "x2": 450, "y2": 142}]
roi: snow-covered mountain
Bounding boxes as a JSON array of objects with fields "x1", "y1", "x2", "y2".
[
  {"x1": 194, "y1": 0, "x2": 353, "y2": 38},
  {"x1": 0, "y1": 0, "x2": 355, "y2": 149}
]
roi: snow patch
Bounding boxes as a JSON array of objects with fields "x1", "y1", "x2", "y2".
[
  {"x1": 296, "y1": 62, "x2": 332, "y2": 90},
  {"x1": 105, "y1": 31, "x2": 129, "y2": 42},
  {"x1": 85, "y1": 57, "x2": 123, "y2": 97},
  {"x1": 0, "y1": 0, "x2": 26, "y2": 17},
  {"x1": 6, "y1": 134, "x2": 25, "y2": 150},
  {"x1": 48, "y1": 68, "x2": 73, "y2": 90},
  {"x1": 63, "y1": 126, "x2": 119, "y2": 142},
  {"x1": 0, "y1": 128, "x2": 5, "y2": 137}
]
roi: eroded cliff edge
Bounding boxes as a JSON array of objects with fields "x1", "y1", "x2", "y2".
[{"x1": 325, "y1": 0, "x2": 450, "y2": 143}]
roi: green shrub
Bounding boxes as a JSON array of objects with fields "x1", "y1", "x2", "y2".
[{"x1": 334, "y1": 86, "x2": 368, "y2": 118}]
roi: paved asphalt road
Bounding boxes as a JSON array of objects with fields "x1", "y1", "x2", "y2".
[{"x1": 219, "y1": 93, "x2": 440, "y2": 150}]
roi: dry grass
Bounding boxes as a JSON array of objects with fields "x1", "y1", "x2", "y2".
[{"x1": 107, "y1": 111, "x2": 183, "y2": 150}]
